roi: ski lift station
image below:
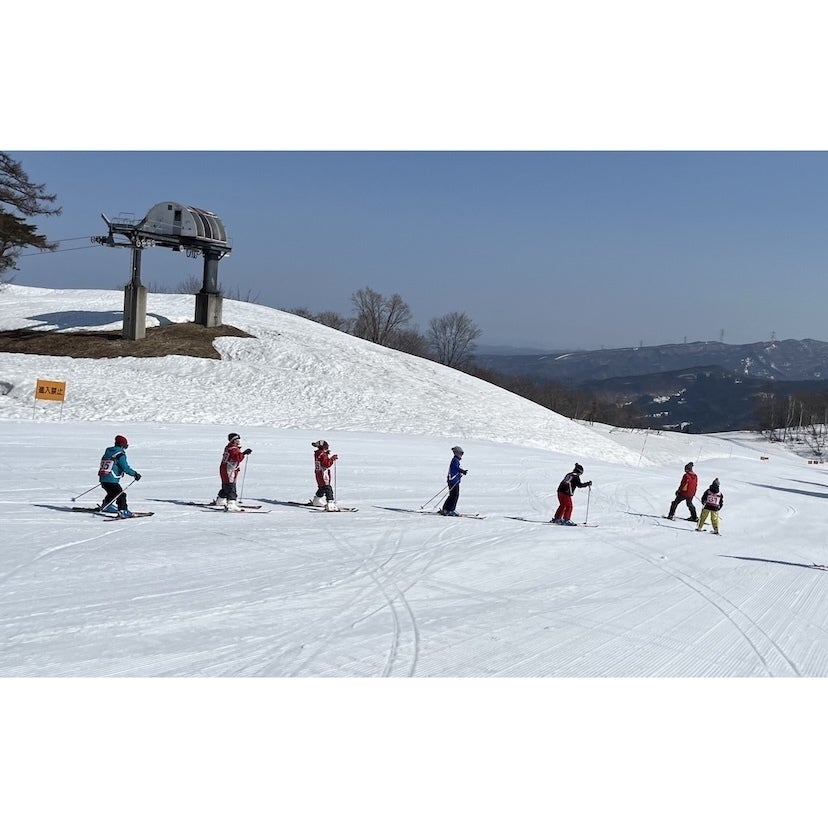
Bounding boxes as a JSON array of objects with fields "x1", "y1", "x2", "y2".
[{"x1": 93, "y1": 201, "x2": 233, "y2": 340}]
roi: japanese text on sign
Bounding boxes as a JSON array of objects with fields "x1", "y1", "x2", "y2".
[{"x1": 35, "y1": 379, "x2": 66, "y2": 402}]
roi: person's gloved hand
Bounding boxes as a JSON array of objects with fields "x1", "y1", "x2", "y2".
[
  {"x1": 134, "y1": 472, "x2": 142, "y2": 481},
  {"x1": 461, "y1": 469, "x2": 468, "y2": 476},
  {"x1": 243, "y1": 448, "x2": 252, "y2": 455}
]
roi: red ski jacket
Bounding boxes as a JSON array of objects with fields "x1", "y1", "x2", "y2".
[
  {"x1": 314, "y1": 448, "x2": 338, "y2": 487},
  {"x1": 220, "y1": 442, "x2": 247, "y2": 484},
  {"x1": 677, "y1": 471, "x2": 698, "y2": 498}
]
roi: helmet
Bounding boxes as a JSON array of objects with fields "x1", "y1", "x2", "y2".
[
  {"x1": 685, "y1": 462, "x2": 694, "y2": 472},
  {"x1": 574, "y1": 463, "x2": 584, "y2": 474},
  {"x1": 114, "y1": 435, "x2": 129, "y2": 448},
  {"x1": 312, "y1": 440, "x2": 329, "y2": 451},
  {"x1": 711, "y1": 477, "x2": 720, "y2": 491},
  {"x1": 451, "y1": 446, "x2": 464, "y2": 456},
  {"x1": 227, "y1": 433, "x2": 241, "y2": 443}
]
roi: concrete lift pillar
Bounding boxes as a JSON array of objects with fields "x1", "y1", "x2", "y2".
[
  {"x1": 122, "y1": 247, "x2": 148, "y2": 341},
  {"x1": 194, "y1": 249, "x2": 223, "y2": 328}
]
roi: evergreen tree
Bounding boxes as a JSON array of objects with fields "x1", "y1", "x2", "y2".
[{"x1": 0, "y1": 153, "x2": 60, "y2": 283}]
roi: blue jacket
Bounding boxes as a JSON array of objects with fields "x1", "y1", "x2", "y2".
[
  {"x1": 447, "y1": 455, "x2": 466, "y2": 488},
  {"x1": 98, "y1": 445, "x2": 137, "y2": 483}
]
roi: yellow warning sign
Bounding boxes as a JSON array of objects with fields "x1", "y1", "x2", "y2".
[{"x1": 35, "y1": 379, "x2": 66, "y2": 402}]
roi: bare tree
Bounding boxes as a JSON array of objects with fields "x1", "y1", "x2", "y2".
[
  {"x1": 0, "y1": 153, "x2": 61, "y2": 284},
  {"x1": 284, "y1": 306, "x2": 353, "y2": 332},
  {"x1": 223, "y1": 285, "x2": 260, "y2": 303},
  {"x1": 427, "y1": 311, "x2": 482, "y2": 368},
  {"x1": 314, "y1": 310, "x2": 353, "y2": 333},
  {"x1": 177, "y1": 273, "x2": 204, "y2": 294},
  {"x1": 351, "y1": 286, "x2": 412, "y2": 346},
  {"x1": 388, "y1": 326, "x2": 431, "y2": 358},
  {"x1": 145, "y1": 274, "x2": 222, "y2": 295},
  {"x1": 802, "y1": 420, "x2": 828, "y2": 457}
]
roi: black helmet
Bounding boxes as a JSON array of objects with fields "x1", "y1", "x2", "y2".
[
  {"x1": 574, "y1": 463, "x2": 584, "y2": 474},
  {"x1": 228, "y1": 432, "x2": 241, "y2": 443},
  {"x1": 685, "y1": 462, "x2": 694, "y2": 472}
]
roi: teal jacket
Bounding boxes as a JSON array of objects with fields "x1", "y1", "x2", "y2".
[{"x1": 98, "y1": 445, "x2": 137, "y2": 483}]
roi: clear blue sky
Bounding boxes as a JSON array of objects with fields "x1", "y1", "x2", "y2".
[{"x1": 11, "y1": 151, "x2": 828, "y2": 350}]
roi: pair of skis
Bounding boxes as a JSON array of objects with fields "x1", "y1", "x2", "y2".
[
  {"x1": 505, "y1": 516, "x2": 596, "y2": 527},
  {"x1": 72, "y1": 505, "x2": 154, "y2": 520},
  {"x1": 283, "y1": 501, "x2": 359, "y2": 512},
  {"x1": 101, "y1": 511, "x2": 154, "y2": 521},
  {"x1": 192, "y1": 502, "x2": 271, "y2": 514},
  {"x1": 661, "y1": 516, "x2": 720, "y2": 535}
]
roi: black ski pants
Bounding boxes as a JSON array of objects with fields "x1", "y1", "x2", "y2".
[
  {"x1": 442, "y1": 482, "x2": 460, "y2": 513},
  {"x1": 315, "y1": 484, "x2": 334, "y2": 502},
  {"x1": 668, "y1": 494, "x2": 697, "y2": 520},
  {"x1": 101, "y1": 481, "x2": 128, "y2": 511}
]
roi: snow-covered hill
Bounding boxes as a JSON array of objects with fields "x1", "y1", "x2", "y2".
[{"x1": 0, "y1": 285, "x2": 650, "y2": 463}]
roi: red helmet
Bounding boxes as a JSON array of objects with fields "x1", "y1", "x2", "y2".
[{"x1": 114, "y1": 435, "x2": 129, "y2": 448}]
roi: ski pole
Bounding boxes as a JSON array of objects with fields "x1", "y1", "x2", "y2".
[
  {"x1": 583, "y1": 484, "x2": 592, "y2": 526},
  {"x1": 420, "y1": 485, "x2": 449, "y2": 511},
  {"x1": 239, "y1": 457, "x2": 249, "y2": 502},
  {"x1": 71, "y1": 483, "x2": 101, "y2": 502},
  {"x1": 333, "y1": 463, "x2": 337, "y2": 502}
]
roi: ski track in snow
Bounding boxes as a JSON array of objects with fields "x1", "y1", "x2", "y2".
[
  {"x1": 0, "y1": 527, "x2": 128, "y2": 587},
  {"x1": 604, "y1": 532, "x2": 801, "y2": 677}
]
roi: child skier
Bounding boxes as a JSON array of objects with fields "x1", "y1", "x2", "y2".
[
  {"x1": 696, "y1": 478, "x2": 723, "y2": 534},
  {"x1": 213, "y1": 432, "x2": 252, "y2": 512},
  {"x1": 666, "y1": 462, "x2": 699, "y2": 521},
  {"x1": 439, "y1": 446, "x2": 467, "y2": 516},
  {"x1": 553, "y1": 462, "x2": 591, "y2": 525},
  {"x1": 310, "y1": 440, "x2": 340, "y2": 511},
  {"x1": 98, "y1": 434, "x2": 142, "y2": 518}
]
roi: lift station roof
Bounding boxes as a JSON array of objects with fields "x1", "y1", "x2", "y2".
[{"x1": 141, "y1": 202, "x2": 229, "y2": 245}]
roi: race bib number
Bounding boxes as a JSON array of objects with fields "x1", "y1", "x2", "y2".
[
  {"x1": 705, "y1": 493, "x2": 720, "y2": 507},
  {"x1": 99, "y1": 458, "x2": 116, "y2": 476}
]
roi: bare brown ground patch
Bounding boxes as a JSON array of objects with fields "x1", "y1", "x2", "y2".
[{"x1": 0, "y1": 323, "x2": 254, "y2": 360}]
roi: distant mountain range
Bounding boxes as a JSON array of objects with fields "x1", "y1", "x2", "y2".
[{"x1": 476, "y1": 339, "x2": 828, "y2": 432}]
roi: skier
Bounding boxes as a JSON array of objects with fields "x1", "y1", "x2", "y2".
[
  {"x1": 213, "y1": 432, "x2": 252, "y2": 512},
  {"x1": 98, "y1": 434, "x2": 142, "y2": 518},
  {"x1": 666, "y1": 462, "x2": 699, "y2": 521},
  {"x1": 696, "y1": 477, "x2": 723, "y2": 534},
  {"x1": 439, "y1": 446, "x2": 467, "y2": 516},
  {"x1": 553, "y1": 462, "x2": 591, "y2": 525},
  {"x1": 310, "y1": 440, "x2": 340, "y2": 511}
]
